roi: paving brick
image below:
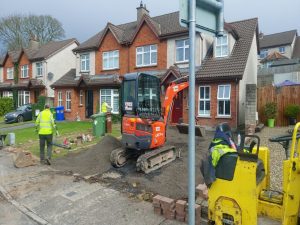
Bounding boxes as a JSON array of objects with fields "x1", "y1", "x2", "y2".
[
  {"x1": 196, "y1": 183, "x2": 208, "y2": 200},
  {"x1": 176, "y1": 200, "x2": 187, "y2": 214},
  {"x1": 152, "y1": 195, "x2": 162, "y2": 207},
  {"x1": 160, "y1": 196, "x2": 175, "y2": 210},
  {"x1": 154, "y1": 206, "x2": 162, "y2": 215}
]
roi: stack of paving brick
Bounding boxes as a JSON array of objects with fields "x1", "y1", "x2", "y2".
[
  {"x1": 153, "y1": 195, "x2": 176, "y2": 219},
  {"x1": 153, "y1": 195, "x2": 202, "y2": 224},
  {"x1": 175, "y1": 200, "x2": 187, "y2": 222}
]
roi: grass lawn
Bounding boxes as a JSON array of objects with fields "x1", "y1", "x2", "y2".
[
  {"x1": 0, "y1": 120, "x2": 34, "y2": 129},
  {"x1": 12, "y1": 121, "x2": 121, "y2": 159},
  {"x1": 0, "y1": 116, "x2": 3, "y2": 122}
]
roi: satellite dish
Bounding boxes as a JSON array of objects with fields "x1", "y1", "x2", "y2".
[{"x1": 47, "y1": 72, "x2": 54, "y2": 80}]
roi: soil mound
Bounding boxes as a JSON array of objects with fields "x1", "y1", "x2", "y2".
[{"x1": 52, "y1": 135, "x2": 121, "y2": 176}]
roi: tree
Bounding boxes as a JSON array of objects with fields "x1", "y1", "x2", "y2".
[{"x1": 0, "y1": 14, "x2": 65, "y2": 51}]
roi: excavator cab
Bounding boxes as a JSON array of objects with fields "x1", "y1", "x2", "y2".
[{"x1": 121, "y1": 73, "x2": 162, "y2": 121}]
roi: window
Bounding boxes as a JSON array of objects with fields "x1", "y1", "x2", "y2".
[
  {"x1": 66, "y1": 91, "x2": 71, "y2": 111},
  {"x1": 18, "y1": 90, "x2": 30, "y2": 107},
  {"x1": 58, "y1": 91, "x2": 63, "y2": 106},
  {"x1": 79, "y1": 90, "x2": 83, "y2": 106},
  {"x1": 217, "y1": 85, "x2": 231, "y2": 116},
  {"x1": 215, "y1": 34, "x2": 228, "y2": 57},
  {"x1": 100, "y1": 89, "x2": 119, "y2": 114},
  {"x1": 198, "y1": 86, "x2": 210, "y2": 116},
  {"x1": 21, "y1": 65, "x2": 29, "y2": 78},
  {"x1": 136, "y1": 44, "x2": 157, "y2": 67},
  {"x1": 3, "y1": 91, "x2": 13, "y2": 98},
  {"x1": 80, "y1": 54, "x2": 90, "y2": 72},
  {"x1": 103, "y1": 50, "x2": 119, "y2": 70},
  {"x1": 279, "y1": 46, "x2": 285, "y2": 54},
  {"x1": 36, "y1": 62, "x2": 43, "y2": 77},
  {"x1": 260, "y1": 49, "x2": 268, "y2": 59},
  {"x1": 176, "y1": 39, "x2": 189, "y2": 62},
  {"x1": 7, "y1": 68, "x2": 14, "y2": 80}
]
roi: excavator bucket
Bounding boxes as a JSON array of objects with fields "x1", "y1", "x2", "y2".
[{"x1": 176, "y1": 123, "x2": 206, "y2": 137}]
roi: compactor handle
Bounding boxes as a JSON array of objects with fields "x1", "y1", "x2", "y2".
[
  {"x1": 269, "y1": 125, "x2": 300, "y2": 159},
  {"x1": 238, "y1": 134, "x2": 261, "y2": 155}
]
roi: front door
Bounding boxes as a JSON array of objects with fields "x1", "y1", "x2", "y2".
[
  {"x1": 171, "y1": 92, "x2": 183, "y2": 123},
  {"x1": 86, "y1": 90, "x2": 93, "y2": 118}
]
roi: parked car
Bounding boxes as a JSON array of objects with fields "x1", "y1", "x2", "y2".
[{"x1": 4, "y1": 104, "x2": 33, "y2": 123}]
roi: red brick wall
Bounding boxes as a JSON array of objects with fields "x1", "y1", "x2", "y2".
[
  {"x1": 19, "y1": 52, "x2": 32, "y2": 80},
  {"x1": 129, "y1": 23, "x2": 167, "y2": 73},
  {"x1": 95, "y1": 22, "x2": 167, "y2": 77},
  {"x1": 3, "y1": 55, "x2": 14, "y2": 83},
  {"x1": 95, "y1": 30, "x2": 129, "y2": 75},
  {"x1": 181, "y1": 81, "x2": 238, "y2": 129}
]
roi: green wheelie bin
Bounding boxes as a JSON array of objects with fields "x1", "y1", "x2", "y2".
[{"x1": 91, "y1": 113, "x2": 106, "y2": 137}]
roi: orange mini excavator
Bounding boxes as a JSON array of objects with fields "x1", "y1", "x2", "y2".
[{"x1": 110, "y1": 72, "x2": 190, "y2": 173}]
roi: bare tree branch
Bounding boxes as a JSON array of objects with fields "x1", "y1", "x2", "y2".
[{"x1": 0, "y1": 14, "x2": 65, "y2": 51}]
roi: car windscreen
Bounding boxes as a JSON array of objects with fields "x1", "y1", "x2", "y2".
[{"x1": 16, "y1": 105, "x2": 27, "y2": 111}]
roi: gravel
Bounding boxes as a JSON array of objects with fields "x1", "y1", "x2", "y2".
[{"x1": 256, "y1": 126, "x2": 293, "y2": 191}]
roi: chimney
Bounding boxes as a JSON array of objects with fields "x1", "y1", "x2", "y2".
[
  {"x1": 259, "y1": 32, "x2": 264, "y2": 39},
  {"x1": 137, "y1": 1, "x2": 149, "y2": 22},
  {"x1": 29, "y1": 34, "x2": 40, "y2": 50}
]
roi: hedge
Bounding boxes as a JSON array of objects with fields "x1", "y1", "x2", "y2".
[{"x1": 0, "y1": 97, "x2": 14, "y2": 116}]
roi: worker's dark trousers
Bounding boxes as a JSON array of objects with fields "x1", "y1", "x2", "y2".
[{"x1": 39, "y1": 134, "x2": 53, "y2": 161}]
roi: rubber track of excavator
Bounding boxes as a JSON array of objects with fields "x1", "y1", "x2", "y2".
[{"x1": 136, "y1": 145, "x2": 176, "y2": 174}]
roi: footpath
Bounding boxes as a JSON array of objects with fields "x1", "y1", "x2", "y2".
[{"x1": 0, "y1": 149, "x2": 182, "y2": 225}]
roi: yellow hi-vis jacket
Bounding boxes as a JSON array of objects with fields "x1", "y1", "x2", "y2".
[
  {"x1": 101, "y1": 102, "x2": 109, "y2": 113},
  {"x1": 35, "y1": 109, "x2": 56, "y2": 135}
]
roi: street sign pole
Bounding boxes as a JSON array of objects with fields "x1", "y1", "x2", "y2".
[{"x1": 188, "y1": 0, "x2": 196, "y2": 224}]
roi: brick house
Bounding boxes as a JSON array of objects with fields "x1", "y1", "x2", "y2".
[
  {"x1": 0, "y1": 57, "x2": 3, "y2": 83},
  {"x1": 258, "y1": 30, "x2": 300, "y2": 87},
  {"x1": 52, "y1": 3, "x2": 259, "y2": 128},
  {"x1": 0, "y1": 38, "x2": 78, "y2": 106}
]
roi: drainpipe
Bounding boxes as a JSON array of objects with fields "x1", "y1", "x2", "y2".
[{"x1": 236, "y1": 78, "x2": 239, "y2": 129}]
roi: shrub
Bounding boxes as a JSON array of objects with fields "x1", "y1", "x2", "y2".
[
  {"x1": 0, "y1": 97, "x2": 14, "y2": 116},
  {"x1": 32, "y1": 96, "x2": 47, "y2": 119},
  {"x1": 284, "y1": 104, "x2": 300, "y2": 118},
  {"x1": 264, "y1": 102, "x2": 277, "y2": 119}
]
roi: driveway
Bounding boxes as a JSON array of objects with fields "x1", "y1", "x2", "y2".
[{"x1": 0, "y1": 149, "x2": 182, "y2": 225}]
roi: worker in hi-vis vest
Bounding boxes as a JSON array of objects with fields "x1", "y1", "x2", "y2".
[
  {"x1": 35, "y1": 104, "x2": 57, "y2": 165},
  {"x1": 101, "y1": 101, "x2": 111, "y2": 113}
]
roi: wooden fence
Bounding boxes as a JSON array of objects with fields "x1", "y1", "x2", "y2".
[{"x1": 257, "y1": 85, "x2": 300, "y2": 126}]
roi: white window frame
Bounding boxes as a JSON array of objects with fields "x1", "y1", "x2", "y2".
[
  {"x1": 36, "y1": 62, "x2": 43, "y2": 77},
  {"x1": 175, "y1": 39, "x2": 189, "y2": 63},
  {"x1": 279, "y1": 46, "x2": 285, "y2": 54},
  {"x1": 217, "y1": 84, "x2": 231, "y2": 116},
  {"x1": 79, "y1": 90, "x2": 83, "y2": 106},
  {"x1": 3, "y1": 91, "x2": 13, "y2": 98},
  {"x1": 198, "y1": 86, "x2": 211, "y2": 116},
  {"x1": 21, "y1": 65, "x2": 29, "y2": 78},
  {"x1": 7, "y1": 67, "x2": 14, "y2": 80},
  {"x1": 58, "y1": 91, "x2": 63, "y2": 106},
  {"x1": 80, "y1": 54, "x2": 90, "y2": 72},
  {"x1": 215, "y1": 34, "x2": 228, "y2": 58},
  {"x1": 136, "y1": 44, "x2": 157, "y2": 67},
  {"x1": 18, "y1": 90, "x2": 30, "y2": 107},
  {"x1": 103, "y1": 50, "x2": 119, "y2": 70},
  {"x1": 66, "y1": 90, "x2": 71, "y2": 111},
  {"x1": 100, "y1": 89, "x2": 119, "y2": 114}
]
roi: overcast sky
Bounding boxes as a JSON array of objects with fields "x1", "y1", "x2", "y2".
[{"x1": 0, "y1": 0, "x2": 299, "y2": 44}]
